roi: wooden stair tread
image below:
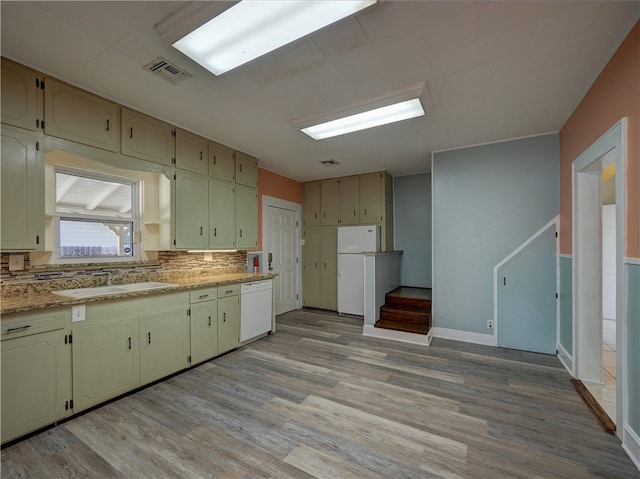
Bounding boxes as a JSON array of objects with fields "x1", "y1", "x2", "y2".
[
  {"x1": 374, "y1": 318, "x2": 431, "y2": 335},
  {"x1": 379, "y1": 307, "x2": 431, "y2": 325}
]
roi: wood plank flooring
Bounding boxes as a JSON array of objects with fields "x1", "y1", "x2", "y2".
[{"x1": 3, "y1": 309, "x2": 639, "y2": 478}]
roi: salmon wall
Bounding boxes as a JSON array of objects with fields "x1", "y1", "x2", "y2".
[
  {"x1": 256, "y1": 167, "x2": 304, "y2": 250},
  {"x1": 559, "y1": 21, "x2": 639, "y2": 258}
]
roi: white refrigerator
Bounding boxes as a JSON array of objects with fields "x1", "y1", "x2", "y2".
[{"x1": 337, "y1": 225, "x2": 381, "y2": 316}]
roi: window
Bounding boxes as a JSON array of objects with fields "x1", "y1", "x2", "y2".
[{"x1": 55, "y1": 168, "x2": 139, "y2": 260}]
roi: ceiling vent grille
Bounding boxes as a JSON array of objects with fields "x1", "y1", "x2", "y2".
[
  {"x1": 144, "y1": 57, "x2": 192, "y2": 84},
  {"x1": 320, "y1": 159, "x2": 339, "y2": 165}
]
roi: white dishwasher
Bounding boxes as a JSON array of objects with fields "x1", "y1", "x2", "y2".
[{"x1": 240, "y1": 280, "x2": 273, "y2": 342}]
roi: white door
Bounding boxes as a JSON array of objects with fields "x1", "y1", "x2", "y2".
[{"x1": 265, "y1": 205, "x2": 298, "y2": 315}]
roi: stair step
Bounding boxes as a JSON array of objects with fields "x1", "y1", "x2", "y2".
[
  {"x1": 374, "y1": 318, "x2": 431, "y2": 335},
  {"x1": 384, "y1": 287, "x2": 432, "y2": 310},
  {"x1": 379, "y1": 306, "x2": 431, "y2": 325}
]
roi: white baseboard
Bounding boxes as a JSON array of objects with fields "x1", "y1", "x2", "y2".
[
  {"x1": 431, "y1": 327, "x2": 495, "y2": 346},
  {"x1": 362, "y1": 325, "x2": 433, "y2": 346},
  {"x1": 557, "y1": 343, "x2": 573, "y2": 375},
  {"x1": 623, "y1": 425, "x2": 640, "y2": 472}
]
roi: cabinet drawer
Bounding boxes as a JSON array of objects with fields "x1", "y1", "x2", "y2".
[
  {"x1": 189, "y1": 288, "x2": 218, "y2": 303},
  {"x1": 1, "y1": 308, "x2": 68, "y2": 341},
  {"x1": 218, "y1": 284, "x2": 240, "y2": 298}
]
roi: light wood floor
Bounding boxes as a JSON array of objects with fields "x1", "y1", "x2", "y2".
[{"x1": 3, "y1": 309, "x2": 639, "y2": 478}]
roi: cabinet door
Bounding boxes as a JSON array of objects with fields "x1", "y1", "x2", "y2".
[
  {"x1": 175, "y1": 128, "x2": 208, "y2": 175},
  {"x1": 44, "y1": 78, "x2": 118, "y2": 152},
  {"x1": 209, "y1": 141, "x2": 235, "y2": 181},
  {"x1": 1, "y1": 59, "x2": 40, "y2": 131},
  {"x1": 1, "y1": 329, "x2": 71, "y2": 444},
  {"x1": 235, "y1": 151, "x2": 258, "y2": 187},
  {"x1": 303, "y1": 181, "x2": 320, "y2": 226},
  {"x1": 360, "y1": 172, "x2": 382, "y2": 223},
  {"x1": 235, "y1": 184, "x2": 258, "y2": 250},
  {"x1": 320, "y1": 178, "x2": 338, "y2": 225},
  {"x1": 1, "y1": 125, "x2": 44, "y2": 251},
  {"x1": 218, "y1": 296, "x2": 240, "y2": 354},
  {"x1": 338, "y1": 175, "x2": 360, "y2": 225},
  {"x1": 209, "y1": 178, "x2": 236, "y2": 248},
  {"x1": 73, "y1": 317, "x2": 139, "y2": 413},
  {"x1": 302, "y1": 227, "x2": 321, "y2": 308},
  {"x1": 140, "y1": 307, "x2": 189, "y2": 385},
  {"x1": 121, "y1": 107, "x2": 174, "y2": 166},
  {"x1": 191, "y1": 300, "x2": 218, "y2": 364},
  {"x1": 175, "y1": 170, "x2": 209, "y2": 250},
  {"x1": 320, "y1": 226, "x2": 338, "y2": 310}
]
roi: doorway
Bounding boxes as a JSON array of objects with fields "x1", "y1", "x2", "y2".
[
  {"x1": 262, "y1": 195, "x2": 301, "y2": 315},
  {"x1": 572, "y1": 119, "x2": 626, "y2": 435}
]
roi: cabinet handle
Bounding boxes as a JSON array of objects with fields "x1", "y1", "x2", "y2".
[
  {"x1": 239, "y1": 164, "x2": 243, "y2": 173},
  {"x1": 323, "y1": 212, "x2": 326, "y2": 218},
  {"x1": 200, "y1": 151, "x2": 203, "y2": 160},
  {"x1": 364, "y1": 208, "x2": 367, "y2": 215},
  {"x1": 324, "y1": 262, "x2": 327, "y2": 269},
  {"x1": 208, "y1": 316, "x2": 212, "y2": 326},
  {"x1": 214, "y1": 227, "x2": 217, "y2": 237},
  {"x1": 148, "y1": 332, "x2": 151, "y2": 344},
  {"x1": 213, "y1": 155, "x2": 217, "y2": 165},
  {"x1": 199, "y1": 294, "x2": 209, "y2": 299},
  {"x1": 223, "y1": 312, "x2": 226, "y2": 322},
  {"x1": 314, "y1": 213, "x2": 317, "y2": 219},
  {"x1": 128, "y1": 337, "x2": 132, "y2": 350},
  {"x1": 353, "y1": 209, "x2": 356, "y2": 216},
  {"x1": 130, "y1": 127, "x2": 133, "y2": 138},
  {"x1": 239, "y1": 229, "x2": 243, "y2": 238},
  {"x1": 315, "y1": 262, "x2": 318, "y2": 268},
  {"x1": 6, "y1": 324, "x2": 31, "y2": 333},
  {"x1": 225, "y1": 290, "x2": 233, "y2": 295},
  {"x1": 200, "y1": 226, "x2": 203, "y2": 236},
  {"x1": 36, "y1": 235, "x2": 40, "y2": 245},
  {"x1": 106, "y1": 119, "x2": 110, "y2": 131}
]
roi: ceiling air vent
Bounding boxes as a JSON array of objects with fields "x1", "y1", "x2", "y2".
[
  {"x1": 320, "y1": 159, "x2": 339, "y2": 166},
  {"x1": 144, "y1": 57, "x2": 192, "y2": 84}
]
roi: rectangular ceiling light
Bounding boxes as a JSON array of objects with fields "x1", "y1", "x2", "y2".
[
  {"x1": 301, "y1": 99, "x2": 424, "y2": 140},
  {"x1": 172, "y1": 1, "x2": 376, "y2": 76},
  {"x1": 293, "y1": 82, "x2": 429, "y2": 140}
]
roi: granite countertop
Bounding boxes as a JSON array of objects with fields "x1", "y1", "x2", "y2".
[{"x1": 0, "y1": 272, "x2": 276, "y2": 315}]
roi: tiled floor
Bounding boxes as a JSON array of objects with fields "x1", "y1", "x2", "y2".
[{"x1": 586, "y1": 319, "x2": 617, "y2": 423}]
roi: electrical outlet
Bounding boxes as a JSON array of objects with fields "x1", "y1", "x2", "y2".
[{"x1": 487, "y1": 320, "x2": 494, "y2": 329}]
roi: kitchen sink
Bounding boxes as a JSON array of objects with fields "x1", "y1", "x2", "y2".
[{"x1": 52, "y1": 282, "x2": 179, "y2": 299}]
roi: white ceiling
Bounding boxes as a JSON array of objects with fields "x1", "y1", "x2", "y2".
[{"x1": 2, "y1": 1, "x2": 638, "y2": 182}]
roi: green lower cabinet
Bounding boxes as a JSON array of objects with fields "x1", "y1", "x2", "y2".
[
  {"x1": 1, "y1": 326, "x2": 71, "y2": 444},
  {"x1": 72, "y1": 317, "x2": 140, "y2": 413},
  {"x1": 190, "y1": 300, "x2": 218, "y2": 364},
  {"x1": 218, "y1": 296, "x2": 240, "y2": 354},
  {"x1": 139, "y1": 307, "x2": 190, "y2": 385}
]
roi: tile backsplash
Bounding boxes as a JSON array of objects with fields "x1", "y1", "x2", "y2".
[{"x1": 0, "y1": 251, "x2": 247, "y2": 287}]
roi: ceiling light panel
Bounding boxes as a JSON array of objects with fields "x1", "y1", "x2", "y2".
[
  {"x1": 173, "y1": 1, "x2": 376, "y2": 75},
  {"x1": 301, "y1": 98, "x2": 425, "y2": 140}
]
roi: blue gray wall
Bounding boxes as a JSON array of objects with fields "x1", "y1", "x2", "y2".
[
  {"x1": 432, "y1": 134, "x2": 559, "y2": 335},
  {"x1": 393, "y1": 173, "x2": 431, "y2": 288}
]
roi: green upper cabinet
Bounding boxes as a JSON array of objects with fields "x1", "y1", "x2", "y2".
[
  {"x1": 175, "y1": 170, "x2": 209, "y2": 250},
  {"x1": 303, "y1": 181, "x2": 320, "y2": 227},
  {"x1": 235, "y1": 184, "x2": 258, "y2": 250},
  {"x1": 360, "y1": 172, "x2": 383, "y2": 223},
  {"x1": 320, "y1": 178, "x2": 338, "y2": 225},
  {"x1": 139, "y1": 306, "x2": 190, "y2": 386},
  {"x1": 1, "y1": 125, "x2": 44, "y2": 251},
  {"x1": 44, "y1": 78, "x2": 119, "y2": 152},
  {"x1": 338, "y1": 175, "x2": 360, "y2": 225},
  {"x1": 234, "y1": 151, "x2": 257, "y2": 187},
  {"x1": 121, "y1": 107, "x2": 174, "y2": 166},
  {"x1": 1, "y1": 58, "x2": 42, "y2": 131},
  {"x1": 209, "y1": 178, "x2": 236, "y2": 249},
  {"x1": 175, "y1": 128, "x2": 208, "y2": 175},
  {"x1": 209, "y1": 141, "x2": 235, "y2": 181}
]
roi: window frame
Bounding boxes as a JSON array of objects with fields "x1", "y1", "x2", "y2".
[{"x1": 53, "y1": 166, "x2": 141, "y2": 264}]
